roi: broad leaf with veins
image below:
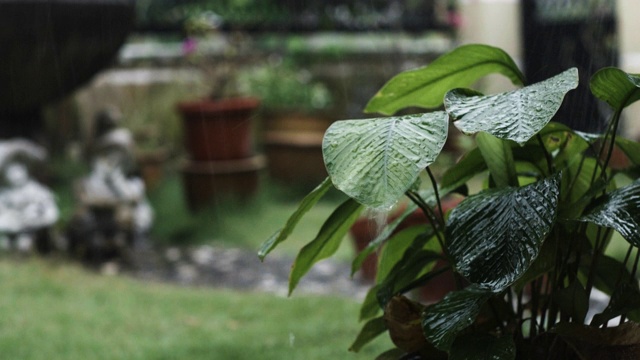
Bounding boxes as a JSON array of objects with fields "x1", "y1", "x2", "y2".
[
  {"x1": 446, "y1": 68, "x2": 578, "y2": 145},
  {"x1": 579, "y1": 178, "x2": 640, "y2": 248},
  {"x1": 323, "y1": 112, "x2": 449, "y2": 209},
  {"x1": 446, "y1": 174, "x2": 560, "y2": 291}
]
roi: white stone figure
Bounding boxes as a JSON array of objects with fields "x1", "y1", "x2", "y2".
[
  {"x1": 68, "y1": 108, "x2": 153, "y2": 260},
  {"x1": 80, "y1": 127, "x2": 153, "y2": 233},
  {"x1": 0, "y1": 139, "x2": 59, "y2": 252}
]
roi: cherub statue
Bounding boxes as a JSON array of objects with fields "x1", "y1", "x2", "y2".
[
  {"x1": 68, "y1": 107, "x2": 152, "y2": 260},
  {"x1": 0, "y1": 139, "x2": 59, "y2": 252}
]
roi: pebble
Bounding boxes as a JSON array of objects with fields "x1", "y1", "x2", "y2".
[{"x1": 129, "y1": 244, "x2": 370, "y2": 299}]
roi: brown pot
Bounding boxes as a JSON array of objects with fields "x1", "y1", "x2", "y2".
[
  {"x1": 177, "y1": 97, "x2": 260, "y2": 161},
  {"x1": 180, "y1": 155, "x2": 266, "y2": 211},
  {"x1": 263, "y1": 109, "x2": 334, "y2": 133},
  {"x1": 263, "y1": 131, "x2": 327, "y2": 186}
]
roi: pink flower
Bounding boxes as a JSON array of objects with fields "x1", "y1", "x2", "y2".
[{"x1": 182, "y1": 37, "x2": 198, "y2": 56}]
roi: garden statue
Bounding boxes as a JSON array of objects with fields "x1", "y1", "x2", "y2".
[
  {"x1": 0, "y1": 139, "x2": 59, "y2": 253},
  {"x1": 67, "y1": 107, "x2": 153, "y2": 261}
]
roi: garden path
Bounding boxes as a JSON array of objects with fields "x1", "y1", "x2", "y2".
[{"x1": 124, "y1": 243, "x2": 371, "y2": 299}]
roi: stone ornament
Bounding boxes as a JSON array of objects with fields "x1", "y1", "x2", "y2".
[{"x1": 0, "y1": 139, "x2": 59, "y2": 252}]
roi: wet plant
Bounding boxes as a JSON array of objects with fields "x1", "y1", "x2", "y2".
[{"x1": 260, "y1": 44, "x2": 640, "y2": 359}]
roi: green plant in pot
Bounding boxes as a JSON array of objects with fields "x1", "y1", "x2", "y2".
[
  {"x1": 237, "y1": 62, "x2": 335, "y2": 186},
  {"x1": 259, "y1": 44, "x2": 640, "y2": 359},
  {"x1": 236, "y1": 61, "x2": 334, "y2": 131},
  {"x1": 177, "y1": 10, "x2": 261, "y2": 162}
]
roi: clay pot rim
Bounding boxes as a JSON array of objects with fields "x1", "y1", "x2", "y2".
[
  {"x1": 181, "y1": 155, "x2": 266, "y2": 174},
  {"x1": 263, "y1": 131, "x2": 324, "y2": 147},
  {"x1": 177, "y1": 97, "x2": 261, "y2": 116}
]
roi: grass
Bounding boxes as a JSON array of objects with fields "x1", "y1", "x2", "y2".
[
  {"x1": 146, "y1": 173, "x2": 357, "y2": 259},
  {"x1": 0, "y1": 258, "x2": 392, "y2": 359}
]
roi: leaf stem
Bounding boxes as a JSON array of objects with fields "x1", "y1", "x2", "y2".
[
  {"x1": 406, "y1": 191, "x2": 446, "y2": 253},
  {"x1": 595, "y1": 108, "x2": 622, "y2": 182},
  {"x1": 537, "y1": 134, "x2": 554, "y2": 174},
  {"x1": 426, "y1": 166, "x2": 446, "y2": 229}
]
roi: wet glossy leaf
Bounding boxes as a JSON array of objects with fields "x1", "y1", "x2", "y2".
[
  {"x1": 289, "y1": 199, "x2": 363, "y2": 295},
  {"x1": 513, "y1": 234, "x2": 557, "y2": 293},
  {"x1": 422, "y1": 285, "x2": 492, "y2": 351},
  {"x1": 349, "y1": 316, "x2": 387, "y2": 353},
  {"x1": 579, "y1": 178, "x2": 640, "y2": 247},
  {"x1": 365, "y1": 44, "x2": 525, "y2": 115},
  {"x1": 323, "y1": 112, "x2": 449, "y2": 209},
  {"x1": 449, "y1": 333, "x2": 516, "y2": 360},
  {"x1": 446, "y1": 68, "x2": 579, "y2": 145},
  {"x1": 590, "y1": 67, "x2": 640, "y2": 111},
  {"x1": 476, "y1": 132, "x2": 518, "y2": 188},
  {"x1": 447, "y1": 175, "x2": 560, "y2": 291},
  {"x1": 259, "y1": 178, "x2": 332, "y2": 260}
]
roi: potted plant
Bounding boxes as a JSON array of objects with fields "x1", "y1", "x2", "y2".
[
  {"x1": 236, "y1": 62, "x2": 335, "y2": 186},
  {"x1": 176, "y1": 13, "x2": 265, "y2": 210},
  {"x1": 176, "y1": 13, "x2": 260, "y2": 162},
  {"x1": 259, "y1": 44, "x2": 640, "y2": 359}
]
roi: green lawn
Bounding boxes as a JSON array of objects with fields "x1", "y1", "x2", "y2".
[
  {"x1": 146, "y1": 173, "x2": 357, "y2": 259},
  {"x1": 0, "y1": 258, "x2": 392, "y2": 359}
]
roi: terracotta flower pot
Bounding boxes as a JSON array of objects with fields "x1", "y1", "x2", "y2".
[
  {"x1": 180, "y1": 155, "x2": 266, "y2": 211},
  {"x1": 263, "y1": 109, "x2": 334, "y2": 133},
  {"x1": 263, "y1": 131, "x2": 327, "y2": 186},
  {"x1": 177, "y1": 97, "x2": 260, "y2": 161}
]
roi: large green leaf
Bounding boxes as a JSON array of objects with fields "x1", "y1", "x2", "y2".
[
  {"x1": 259, "y1": 178, "x2": 333, "y2": 260},
  {"x1": 288, "y1": 199, "x2": 363, "y2": 295},
  {"x1": 476, "y1": 132, "x2": 518, "y2": 188},
  {"x1": 449, "y1": 333, "x2": 516, "y2": 360},
  {"x1": 446, "y1": 175, "x2": 560, "y2": 291},
  {"x1": 579, "y1": 178, "x2": 640, "y2": 247},
  {"x1": 590, "y1": 67, "x2": 640, "y2": 111},
  {"x1": 365, "y1": 44, "x2": 525, "y2": 115},
  {"x1": 446, "y1": 68, "x2": 579, "y2": 145},
  {"x1": 422, "y1": 285, "x2": 492, "y2": 351},
  {"x1": 323, "y1": 112, "x2": 449, "y2": 209},
  {"x1": 349, "y1": 316, "x2": 387, "y2": 353}
]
